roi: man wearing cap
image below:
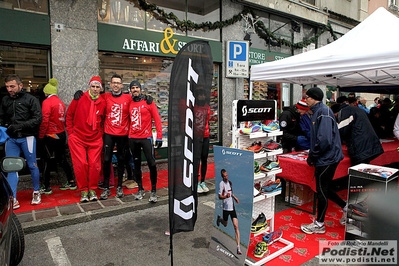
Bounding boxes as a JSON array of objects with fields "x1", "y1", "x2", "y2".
[
  {"x1": 278, "y1": 99, "x2": 310, "y2": 153},
  {"x1": 128, "y1": 80, "x2": 162, "y2": 203},
  {"x1": 39, "y1": 78, "x2": 75, "y2": 195},
  {"x1": 66, "y1": 76, "x2": 107, "y2": 203},
  {"x1": 0, "y1": 74, "x2": 42, "y2": 209},
  {"x1": 301, "y1": 87, "x2": 347, "y2": 234}
]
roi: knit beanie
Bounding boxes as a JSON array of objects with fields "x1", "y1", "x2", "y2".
[
  {"x1": 129, "y1": 80, "x2": 141, "y2": 90},
  {"x1": 295, "y1": 99, "x2": 309, "y2": 111},
  {"x1": 306, "y1": 87, "x2": 323, "y2": 101},
  {"x1": 43, "y1": 78, "x2": 58, "y2": 95},
  {"x1": 89, "y1": 75, "x2": 102, "y2": 88}
]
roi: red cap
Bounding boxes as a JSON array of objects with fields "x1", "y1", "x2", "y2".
[
  {"x1": 89, "y1": 75, "x2": 102, "y2": 88},
  {"x1": 296, "y1": 99, "x2": 309, "y2": 111}
]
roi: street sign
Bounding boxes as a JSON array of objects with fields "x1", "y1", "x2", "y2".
[{"x1": 226, "y1": 41, "x2": 249, "y2": 78}]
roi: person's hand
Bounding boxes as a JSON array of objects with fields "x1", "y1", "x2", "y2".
[
  {"x1": 306, "y1": 156, "x2": 314, "y2": 166},
  {"x1": 73, "y1": 90, "x2": 83, "y2": 100},
  {"x1": 155, "y1": 139, "x2": 162, "y2": 148},
  {"x1": 145, "y1": 95, "x2": 153, "y2": 104},
  {"x1": 6, "y1": 124, "x2": 23, "y2": 137}
]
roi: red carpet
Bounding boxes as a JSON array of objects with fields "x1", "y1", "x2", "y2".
[
  {"x1": 14, "y1": 163, "x2": 215, "y2": 213},
  {"x1": 247, "y1": 190, "x2": 347, "y2": 266}
]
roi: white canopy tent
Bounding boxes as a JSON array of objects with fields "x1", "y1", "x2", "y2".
[{"x1": 250, "y1": 7, "x2": 399, "y2": 92}]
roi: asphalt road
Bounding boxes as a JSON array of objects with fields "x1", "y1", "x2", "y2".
[{"x1": 19, "y1": 192, "x2": 229, "y2": 266}]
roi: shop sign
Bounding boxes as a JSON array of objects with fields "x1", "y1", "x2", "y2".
[
  {"x1": 226, "y1": 40, "x2": 250, "y2": 78},
  {"x1": 236, "y1": 100, "x2": 276, "y2": 122},
  {"x1": 249, "y1": 47, "x2": 289, "y2": 66}
]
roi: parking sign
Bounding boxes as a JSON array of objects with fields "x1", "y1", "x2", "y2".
[{"x1": 226, "y1": 41, "x2": 249, "y2": 78}]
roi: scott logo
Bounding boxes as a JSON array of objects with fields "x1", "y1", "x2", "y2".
[
  {"x1": 216, "y1": 245, "x2": 234, "y2": 258},
  {"x1": 221, "y1": 149, "x2": 242, "y2": 156},
  {"x1": 242, "y1": 105, "x2": 272, "y2": 116}
]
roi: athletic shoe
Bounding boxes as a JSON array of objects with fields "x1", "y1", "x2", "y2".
[
  {"x1": 216, "y1": 215, "x2": 222, "y2": 227},
  {"x1": 237, "y1": 246, "x2": 242, "y2": 255},
  {"x1": 100, "y1": 188, "x2": 111, "y2": 200},
  {"x1": 261, "y1": 161, "x2": 280, "y2": 172},
  {"x1": 254, "y1": 161, "x2": 261, "y2": 174},
  {"x1": 246, "y1": 141, "x2": 263, "y2": 153},
  {"x1": 197, "y1": 183, "x2": 204, "y2": 194},
  {"x1": 340, "y1": 212, "x2": 347, "y2": 225},
  {"x1": 98, "y1": 182, "x2": 114, "y2": 190},
  {"x1": 13, "y1": 199, "x2": 20, "y2": 210},
  {"x1": 251, "y1": 213, "x2": 267, "y2": 233},
  {"x1": 263, "y1": 140, "x2": 282, "y2": 151},
  {"x1": 60, "y1": 182, "x2": 77, "y2": 190},
  {"x1": 116, "y1": 186, "x2": 124, "y2": 198},
  {"x1": 88, "y1": 190, "x2": 98, "y2": 201},
  {"x1": 254, "y1": 241, "x2": 269, "y2": 258},
  {"x1": 261, "y1": 179, "x2": 282, "y2": 193},
  {"x1": 200, "y1": 182, "x2": 209, "y2": 193},
  {"x1": 80, "y1": 191, "x2": 89, "y2": 203},
  {"x1": 348, "y1": 198, "x2": 368, "y2": 217},
  {"x1": 135, "y1": 190, "x2": 145, "y2": 200},
  {"x1": 301, "y1": 221, "x2": 326, "y2": 234},
  {"x1": 262, "y1": 121, "x2": 280, "y2": 132},
  {"x1": 149, "y1": 192, "x2": 157, "y2": 203},
  {"x1": 40, "y1": 187, "x2": 53, "y2": 195},
  {"x1": 262, "y1": 229, "x2": 283, "y2": 245},
  {"x1": 239, "y1": 124, "x2": 261, "y2": 134},
  {"x1": 31, "y1": 191, "x2": 41, "y2": 205}
]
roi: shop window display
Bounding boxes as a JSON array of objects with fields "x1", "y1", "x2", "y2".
[
  {"x1": 99, "y1": 52, "x2": 220, "y2": 147},
  {"x1": 0, "y1": 0, "x2": 48, "y2": 13}
]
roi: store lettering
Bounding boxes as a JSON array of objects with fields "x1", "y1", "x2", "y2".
[
  {"x1": 174, "y1": 58, "x2": 199, "y2": 220},
  {"x1": 122, "y1": 39, "x2": 159, "y2": 53},
  {"x1": 248, "y1": 107, "x2": 272, "y2": 114}
]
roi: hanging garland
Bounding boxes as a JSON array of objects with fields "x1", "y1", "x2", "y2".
[{"x1": 133, "y1": 0, "x2": 338, "y2": 49}]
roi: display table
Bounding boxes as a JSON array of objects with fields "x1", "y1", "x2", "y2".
[{"x1": 277, "y1": 139, "x2": 399, "y2": 192}]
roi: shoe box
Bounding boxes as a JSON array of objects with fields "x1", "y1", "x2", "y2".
[
  {"x1": 346, "y1": 163, "x2": 399, "y2": 240},
  {"x1": 284, "y1": 182, "x2": 314, "y2": 206}
]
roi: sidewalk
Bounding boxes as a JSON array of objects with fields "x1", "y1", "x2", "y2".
[{"x1": 16, "y1": 159, "x2": 217, "y2": 234}]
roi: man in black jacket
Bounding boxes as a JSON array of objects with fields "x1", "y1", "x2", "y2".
[{"x1": 0, "y1": 74, "x2": 42, "y2": 209}]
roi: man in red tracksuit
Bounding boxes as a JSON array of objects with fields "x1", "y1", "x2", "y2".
[
  {"x1": 66, "y1": 76, "x2": 106, "y2": 203},
  {"x1": 38, "y1": 78, "x2": 75, "y2": 194},
  {"x1": 128, "y1": 80, "x2": 162, "y2": 203}
]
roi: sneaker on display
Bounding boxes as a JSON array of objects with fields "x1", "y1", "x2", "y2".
[
  {"x1": 200, "y1": 182, "x2": 209, "y2": 193},
  {"x1": 149, "y1": 191, "x2": 158, "y2": 203},
  {"x1": 301, "y1": 221, "x2": 326, "y2": 234},
  {"x1": 31, "y1": 191, "x2": 41, "y2": 205},
  {"x1": 251, "y1": 213, "x2": 268, "y2": 233},
  {"x1": 261, "y1": 161, "x2": 280, "y2": 172},
  {"x1": 254, "y1": 161, "x2": 261, "y2": 174},
  {"x1": 262, "y1": 120, "x2": 280, "y2": 132},
  {"x1": 246, "y1": 141, "x2": 263, "y2": 153},
  {"x1": 80, "y1": 191, "x2": 89, "y2": 203},
  {"x1": 348, "y1": 197, "x2": 368, "y2": 217},
  {"x1": 116, "y1": 186, "x2": 124, "y2": 198},
  {"x1": 88, "y1": 190, "x2": 98, "y2": 201},
  {"x1": 262, "y1": 229, "x2": 283, "y2": 245},
  {"x1": 100, "y1": 188, "x2": 111, "y2": 200},
  {"x1": 135, "y1": 190, "x2": 145, "y2": 200},
  {"x1": 254, "y1": 241, "x2": 269, "y2": 258},
  {"x1": 261, "y1": 179, "x2": 282, "y2": 193}
]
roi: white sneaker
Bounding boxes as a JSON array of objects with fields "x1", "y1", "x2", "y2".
[
  {"x1": 197, "y1": 183, "x2": 204, "y2": 193},
  {"x1": 200, "y1": 182, "x2": 209, "y2": 193},
  {"x1": 340, "y1": 211, "x2": 347, "y2": 225},
  {"x1": 31, "y1": 191, "x2": 41, "y2": 205},
  {"x1": 149, "y1": 192, "x2": 158, "y2": 203}
]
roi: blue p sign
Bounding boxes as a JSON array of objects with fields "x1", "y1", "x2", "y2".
[{"x1": 229, "y1": 42, "x2": 247, "y2": 61}]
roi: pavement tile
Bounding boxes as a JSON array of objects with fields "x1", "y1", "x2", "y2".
[
  {"x1": 79, "y1": 201, "x2": 103, "y2": 212},
  {"x1": 100, "y1": 198, "x2": 122, "y2": 207},
  {"x1": 58, "y1": 204, "x2": 82, "y2": 216},
  {"x1": 34, "y1": 208, "x2": 58, "y2": 220},
  {"x1": 16, "y1": 212, "x2": 34, "y2": 223}
]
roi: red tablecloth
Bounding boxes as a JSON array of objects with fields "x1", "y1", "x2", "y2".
[{"x1": 277, "y1": 139, "x2": 399, "y2": 192}]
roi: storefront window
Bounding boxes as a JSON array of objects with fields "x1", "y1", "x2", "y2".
[
  {"x1": 97, "y1": 0, "x2": 220, "y2": 40},
  {"x1": 0, "y1": 43, "x2": 49, "y2": 101},
  {"x1": 0, "y1": 0, "x2": 48, "y2": 13},
  {"x1": 98, "y1": 51, "x2": 220, "y2": 146}
]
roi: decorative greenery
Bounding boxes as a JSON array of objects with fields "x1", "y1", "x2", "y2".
[{"x1": 133, "y1": 0, "x2": 338, "y2": 49}]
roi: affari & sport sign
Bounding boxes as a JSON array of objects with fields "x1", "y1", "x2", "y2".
[{"x1": 236, "y1": 100, "x2": 276, "y2": 122}]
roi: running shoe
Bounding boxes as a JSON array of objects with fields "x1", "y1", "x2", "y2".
[
  {"x1": 60, "y1": 182, "x2": 77, "y2": 190},
  {"x1": 237, "y1": 246, "x2": 242, "y2": 255},
  {"x1": 116, "y1": 186, "x2": 124, "y2": 198},
  {"x1": 262, "y1": 121, "x2": 280, "y2": 132},
  {"x1": 88, "y1": 190, "x2": 98, "y2": 201},
  {"x1": 301, "y1": 221, "x2": 326, "y2": 234},
  {"x1": 135, "y1": 190, "x2": 145, "y2": 200},
  {"x1": 200, "y1": 182, "x2": 209, "y2": 193},
  {"x1": 261, "y1": 179, "x2": 282, "y2": 193},
  {"x1": 261, "y1": 161, "x2": 280, "y2": 172},
  {"x1": 254, "y1": 241, "x2": 269, "y2": 258},
  {"x1": 40, "y1": 187, "x2": 53, "y2": 195},
  {"x1": 100, "y1": 188, "x2": 111, "y2": 200},
  {"x1": 13, "y1": 199, "x2": 20, "y2": 210},
  {"x1": 31, "y1": 191, "x2": 41, "y2": 205},
  {"x1": 348, "y1": 198, "x2": 368, "y2": 217},
  {"x1": 254, "y1": 161, "x2": 261, "y2": 174},
  {"x1": 263, "y1": 140, "x2": 282, "y2": 151},
  {"x1": 149, "y1": 191, "x2": 158, "y2": 203},
  {"x1": 216, "y1": 215, "x2": 222, "y2": 227},
  {"x1": 245, "y1": 141, "x2": 263, "y2": 153},
  {"x1": 197, "y1": 183, "x2": 204, "y2": 194},
  {"x1": 262, "y1": 229, "x2": 283, "y2": 245},
  {"x1": 239, "y1": 124, "x2": 261, "y2": 135},
  {"x1": 251, "y1": 213, "x2": 268, "y2": 233},
  {"x1": 80, "y1": 191, "x2": 89, "y2": 203}
]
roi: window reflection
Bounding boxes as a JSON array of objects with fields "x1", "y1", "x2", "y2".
[{"x1": 0, "y1": 0, "x2": 48, "y2": 13}]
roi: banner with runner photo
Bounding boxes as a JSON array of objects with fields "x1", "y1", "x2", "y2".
[
  {"x1": 208, "y1": 146, "x2": 254, "y2": 266},
  {"x1": 168, "y1": 40, "x2": 213, "y2": 235}
]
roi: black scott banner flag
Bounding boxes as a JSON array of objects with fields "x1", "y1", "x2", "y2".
[{"x1": 168, "y1": 40, "x2": 213, "y2": 234}]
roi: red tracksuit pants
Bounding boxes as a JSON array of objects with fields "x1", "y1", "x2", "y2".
[{"x1": 68, "y1": 134, "x2": 103, "y2": 192}]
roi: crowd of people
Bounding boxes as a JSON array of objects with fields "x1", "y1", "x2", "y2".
[{"x1": 0, "y1": 74, "x2": 168, "y2": 209}]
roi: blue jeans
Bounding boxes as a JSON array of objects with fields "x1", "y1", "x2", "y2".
[{"x1": 5, "y1": 136, "x2": 40, "y2": 199}]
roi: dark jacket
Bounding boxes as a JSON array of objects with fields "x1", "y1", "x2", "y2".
[
  {"x1": 0, "y1": 90, "x2": 42, "y2": 138},
  {"x1": 308, "y1": 102, "x2": 343, "y2": 167},
  {"x1": 279, "y1": 106, "x2": 303, "y2": 153},
  {"x1": 337, "y1": 104, "x2": 383, "y2": 165}
]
